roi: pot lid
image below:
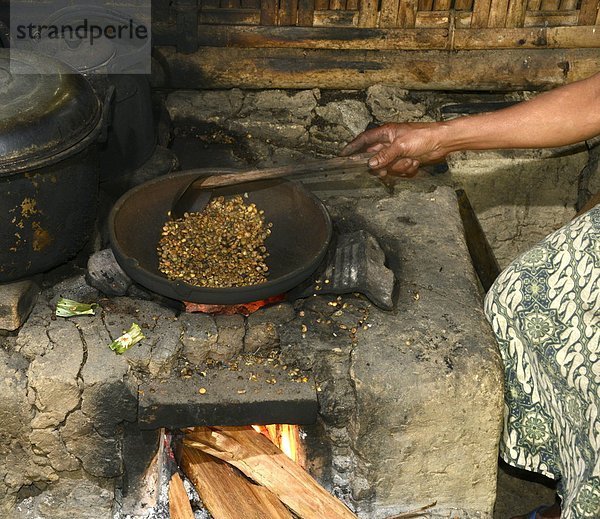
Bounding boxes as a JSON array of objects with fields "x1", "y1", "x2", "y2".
[{"x1": 0, "y1": 49, "x2": 101, "y2": 174}]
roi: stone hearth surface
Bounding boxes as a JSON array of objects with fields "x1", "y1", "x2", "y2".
[{"x1": 0, "y1": 181, "x2": 503, "y2": 519}]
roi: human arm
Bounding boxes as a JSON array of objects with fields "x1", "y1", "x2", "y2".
[{"x1": 341, "y1": 73, "x2": 600, "y2": 176}]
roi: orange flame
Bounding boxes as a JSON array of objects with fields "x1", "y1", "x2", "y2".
[{"x1": 252, "y1": 424, "x2": 301, "y2": 464}]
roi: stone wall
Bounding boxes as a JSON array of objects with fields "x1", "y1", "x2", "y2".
[{"x1": 166, "y1": 86, "x2": 598, "y2": 268}]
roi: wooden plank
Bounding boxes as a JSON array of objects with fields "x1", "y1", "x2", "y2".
[
  {"x1": 357, "y1": 0, "x2": 379, "y2": 26},
  {"x1": 487, "y1": 0, "x2": 510, "y2": 27},
  {"x1": 453, "y1": 25, "x2": 600, "y2": 48},
  {"x1": 527, "y1": 0, "x2": 542, "y2": 9},
  {"x1": 505, "y1": 0, "x2": 527, "y2": 27},
  {"x1": 313, "y1": 9, "x2": 358, "y2": 25},
  {"x1": 398, "y1": 0, "x2": 419, "y2": 27},
  {"x1": 261, "y1": 0, "x2": 278, "y2": 24},
  {"x1": 155, "y1": 45, "x2": 600, "y2": 90},
  {"x1": 380, "y1": 0, "x2": 400, "y2": 27},
  {"x1": 221, "y1": 0, "x2": 241, "y2": 7},
  {"x1": 418, "y1": 0, "x2": 434, "y2": 9},
  {"x1": 578, "y1": 0, "x2": 599, "y2": 24},
  {"x1": 315, "y1": 0, "x2": 330, "y2": 8},
  {"x1": 191, "y1": 24, "x2": 600, "y2": 50},
  {"x1": 201, "y1": 8, "x2": 261, "y2": 24},
  {"x1": 454, "y1": 0, "x2": 474, "y2": 11},
  {"x1": 241, "y1": 0, "x2": 260, "y2": 7},
  {"x1": 194, "y1": 25, "x2": 449, "y2": 49},
  {"x1": 346, "y1": 0, "x2": 359, "y2": 8},
  {"x1": 433, "y1": 0, "x2": 451, "y2": 10},
  {"x1": 471, "y1": 0, "x2": 492, "y2": 27},
  {"x1": 185, "y1": 427, "x2": 357, "y2": 519},
  {"x1": 415, "y1": 10, "x2": 450, "y2": 25},
  {"x1": 168, "y1": 474, "x2": 195, "y2": 519},
  {"x1": 202, "y1": 0, "x2": 221, "y2": 8},
  {"x1": 298, "y1": 0, "x2": 316, "y2": 25},
  {"x1": 540, "y1": 0, "x2": 560, "y2": 8},
  {"x1": 180, "y1": 446, "x2": 293, "y2": 519},
  {"x1": 559, "y1": 0, "x2": 577, "y2": 9},
  {"x1": 524, "y1": 10, "x2": 578, "y2": 25}
]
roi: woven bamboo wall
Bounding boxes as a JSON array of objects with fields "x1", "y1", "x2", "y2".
[
  {"x1": 153, "y1": 0, "x2": 600, "y2": 90},
  {"x1": 193, "y1": 0, "x2": 600, "y2": 29}
]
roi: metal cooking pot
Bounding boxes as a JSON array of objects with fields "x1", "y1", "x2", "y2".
[{"x1": 0, "y1": 49, "x2": 103, "y2": 282}]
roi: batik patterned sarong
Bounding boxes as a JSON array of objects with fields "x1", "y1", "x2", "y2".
[{"x1": 484, "y1": 205, "x2": 600, "y2": 518}]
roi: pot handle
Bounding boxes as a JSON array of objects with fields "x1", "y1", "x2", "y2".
[{"x1": 98, "y1": 85, "x2": 116, "y2": 143}]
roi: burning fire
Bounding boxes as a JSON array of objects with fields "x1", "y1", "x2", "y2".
[
  {"x1": 252, "y1": 424, "x2": 301, "y2": 464},
  {"x1": 184, "y1": 294, "x2": 286, "y2": 316}
]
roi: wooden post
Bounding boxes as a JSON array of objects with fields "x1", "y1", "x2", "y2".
[
  {"x1": 471, "y1": 0, "x2": 492, "y2": 27},
  {"x1": 358, "y1": 0, "x2": 379, "y2": 26},
  {"x1": 578, "y1": 0, "x2": 599, "y2": 24},
  {"x1": 487, "y1": 0, "x2": 509, "y2": 27},
  {"x1": 505, "y1": 0, "x2": 527, "y2": 27},
  {"x1": 298, "y1": 0, "x2": 316, "y2": 25},
  {"x1": 380, "y1": 0, "x2": 400, "y2": 26},
  {"x1": 398, "y1": 0, "x2": 419, "y2": 27},
  {"x1": 261, "y1": 0, "x2": 278, "y2": 24}
]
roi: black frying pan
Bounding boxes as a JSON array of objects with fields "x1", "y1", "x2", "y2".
[{"x1": 108, "y1": 170, "x2": 332, "y2": 304}]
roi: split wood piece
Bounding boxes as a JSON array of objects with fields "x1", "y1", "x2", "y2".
[
  {"x1": 180, "y1": 444, "x2": 293, "y2": 519},
  {"x1": 185, "y1": 426, "x2": 357, "y2": 519},
  {"x1": 168, "y1": 473, "x2": 195, "y2": 519}
]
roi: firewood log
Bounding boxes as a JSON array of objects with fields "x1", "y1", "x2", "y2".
[{"x1": 185, "y1": 426, "x2": 357, "y2": 519}]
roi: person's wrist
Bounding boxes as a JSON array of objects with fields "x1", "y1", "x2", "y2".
[{"x1": 432, "y1": 121, "x2": 456, "y2": 155}]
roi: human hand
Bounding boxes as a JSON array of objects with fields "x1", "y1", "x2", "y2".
[{"x1": 340, "y1": 122, "x2": 449, "y2": 178}]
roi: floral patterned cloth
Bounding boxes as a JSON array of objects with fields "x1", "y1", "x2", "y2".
[{"x1": 484, "y1": 205, "x2": 600, "y2": 519}]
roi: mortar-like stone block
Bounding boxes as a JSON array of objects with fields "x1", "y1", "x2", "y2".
[
  {"x1": 0, "y1": 280, "x2": 39, "y2": 331},
  {"x1": 366, "y1": 84, "x2": 430, "y2": 123},
  {"x1": 62, "y1": 410, "x2": 122, "y2": 478},
  {"x1": 282, "y1": 187, "x2": 503, "y2": 518},
  {"x1": 87, "y1": 248, "x2": 132, "y2": 296},
  {"x1": 138, "y1": 358, "x2": 318, "y2": 428},
  {"x1": 27, "y1": 321, "x2": 83, "y2": 429},
  {"x1": 180, "y1": 313, "x2": 219, "y2": 365}
]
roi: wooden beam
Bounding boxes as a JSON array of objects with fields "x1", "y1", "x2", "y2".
[
  {"x1": 155, "y1": 46, "x2": 600, "y2": 90},
  {"x1": 180, "y1": 446, "x2": 293, "y2": 519},
  {"x1": 184, "y1": 426, "x2": 357, "y2": 519},
  {"x1": 453, "y1": 26, "x2": 600, "y2": 48},
  {"x1": 187, "y1": 24, "x2": 600, "y2": 50}
]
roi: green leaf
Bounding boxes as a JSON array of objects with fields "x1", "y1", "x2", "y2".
[
  {"x1": 109, "y1": 323, "x2": 145, "y2": 355},
  {"x1": 56, "y1": 298, "x2": 98, "y2": 318}
]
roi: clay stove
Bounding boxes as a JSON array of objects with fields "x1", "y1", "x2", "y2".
[{"x1": 5, "y1": 177, "x2": 503, "y2": 519}]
